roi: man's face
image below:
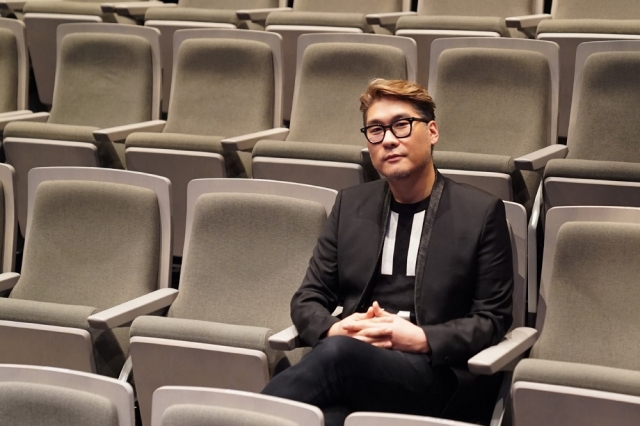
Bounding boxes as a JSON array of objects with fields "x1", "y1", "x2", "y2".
[{"x1": 365, "y1": 97, "x2": 438, "y2": 181}]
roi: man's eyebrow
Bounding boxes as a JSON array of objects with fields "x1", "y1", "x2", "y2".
[{"x1": 366, "y1": 114, "x2": 408, "y2": 126}]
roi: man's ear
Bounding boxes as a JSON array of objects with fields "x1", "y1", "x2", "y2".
[{"x1": 427, "y1": 120, "x2": 439, "y2": 147}]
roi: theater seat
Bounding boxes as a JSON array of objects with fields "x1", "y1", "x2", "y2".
[
  {"x1": 0, "y1": 364, "x2": 135, "y2": 426},
  {"x1": 129, "y1": 179, "x2": 336, "y2": 426},
  {"x1": 151, "y1": 386, "x2": 323, "y2": 426},
  {"x1": 0, "y1": 167, "x2": 174, "y2": 378}
]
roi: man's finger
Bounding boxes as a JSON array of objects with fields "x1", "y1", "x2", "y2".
[
  {"x1": 372, "y1": 301, "x2": 392, "y2": 317},
  {"x1": 355, "y1": 327, "x2": 393, "y2": 338}
]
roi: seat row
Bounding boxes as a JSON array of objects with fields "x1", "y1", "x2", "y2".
[
  {"x1": 2, "y1": 0, "x2": 639, "y2": 131},
  {"x1": 0, "y1": 167, "x2": 639, "y2": 426},
  {"x1": 0, "y1": 364, "x2": 480, "y2": 426},
  {"x1": 3, "y1": 21, "x2": 640, "y2": 320}
]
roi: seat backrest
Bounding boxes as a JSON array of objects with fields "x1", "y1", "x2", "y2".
[
  {"x1": 179, "y1": 0, "x2": 278, "y2": 10},
  {"x1": 288, "y1": 33, "x2": 415, "y2": 146},
  {"x1": 552, "y1": 0, "x2": 640, "y2": 20},
  {"x1": 167, "y1": 179, "x2": 334, "y2": 333},
  {"x1": 9, "y1": 168, "x2": 172, "y2": 310},
  {"x1": 293, "y1": 0, "x2": 405, "y2": 14},
  {"x1": 152, "y1": 386, "x2": 323, "y2": 426},
  {"x1": 0, "y1": 164, "x2": 16, "y2": 273},
  {"x1": 165, "y1": 30, "x2": 282, "y2": 136},
  {"x1": 568, "y1": 41, "x2": 640, "y2": 163},
  {"x1": 49, "y1": 24, "x2": 161, "y2": 128},
  {"x1": 0, "y1": 364, "x2": 134, "y2": 426},
  {"x1": 0, "y1": 18, "x2": 28, "y2": 112},
  {"x1": 430, "y1": 38, "x2": 558, "y2": 157},
  {"x1": 531, "y1": 219, "x2": 640, "y2": 371},
  {"x1": 417, "y1": 0, "x2": 538, "y2": 17}
]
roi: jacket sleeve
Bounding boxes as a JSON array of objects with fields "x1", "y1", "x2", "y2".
[
  {"x1": 290, "y1": 190, "x2": 343, "y2": 346},
  {"x1": 423, "y1": 198, "x2": 514, "y2": 367}
]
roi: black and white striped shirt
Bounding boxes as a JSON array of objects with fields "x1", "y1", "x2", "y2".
[{"x1": 367, "y1": 196, "x2": 431, "y2": 322}]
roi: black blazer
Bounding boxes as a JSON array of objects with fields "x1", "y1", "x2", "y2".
[{"x1": 291, "y1": 176, "x2": 513, "y2": 368}]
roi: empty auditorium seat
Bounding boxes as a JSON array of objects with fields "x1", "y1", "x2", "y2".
[
  {"x1": 125, "y1": 29, "x2": 284, "y2": 257},
  {"x1": 0, "y1": 18, "x2": 29, "y2": 123},
  {"x1": 125, "y1": 0, "x2": 287, "y2": 112},
  {"x1": 3, "y1": 23, "x2": 163, "y2": 234},
  {"x1": 263, "y1": 0, "x2": 412, "y2": 120},
  {"x1": 467, "y1": 206, "x2": 640, "y2": 426},
  {"x1": 151, "y1": 386, "x2": 323, "y2": 426},
  {"x1": 0, "y1": 363, "x2": 135, "y2": 425},
  {"x1": 543, "y1": 41, "x2": 640, "y2": 213},
  {"x1": 428, "y1": 38, "x2": 561, "y2": 214},
  {"x1": 394, "y1": 0, "x2": 543, "y2": 87},
  {"x1": 251, "y1": 33, "x2": 416, "y2": 191},
  {"x1": 346, "y1": 412, "x2": 476, "y2": 425},
  {"x1": 508, "y1": 0, "x2": 640, "y2": 137},
  {"x1": 0, "y1": 167, "x2": 175, "y2": 378},
  {"x1": 129, "y1": 178, "x2": 336, "y2": 426}
]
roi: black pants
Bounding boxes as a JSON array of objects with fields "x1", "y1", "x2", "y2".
[{"x1": 262, "y1": 336, "x2": 458, "y2": 426}]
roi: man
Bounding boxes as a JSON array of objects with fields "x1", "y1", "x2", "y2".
[{"x1": 262, "y1": 79, "x2": 513, "y2": 425}]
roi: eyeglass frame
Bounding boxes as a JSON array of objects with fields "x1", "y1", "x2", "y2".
[{"x1": 360, "y1": 116, "x2": 430, "y2": 144}]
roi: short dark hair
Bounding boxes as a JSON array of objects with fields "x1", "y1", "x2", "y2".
[{"x1": 359, "y1": 79, "x2": 436, "y2": 124}]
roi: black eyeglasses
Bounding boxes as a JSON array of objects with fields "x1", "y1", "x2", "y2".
[{"x1": 360, "y1": 117, "x2": 429, "y2": 144}]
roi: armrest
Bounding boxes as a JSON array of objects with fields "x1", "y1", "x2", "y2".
[
  {"x1": 87, "y1": 288, "x2": 179, "y2": 330},
  {"x1": 102, "y1": 1, "x2": 175, "y2": 17},
  {"x1": 366, "y1": 11, "x2": 416, "y2": 26},
  {"x1": 268, "y1": 325, "x2": 302, "y2": 351},
  {"x1": 0, "y1": 112, "x2": 50, "y2": 130},
  {"x1": 93, "y1": 120, "x2": 166, "y2": 144},
  {"x1": 514, "y1": 144, "x2": 568, "y2": 171},
  {"x1": 468, "y1": 327, "x2": 538, "y2": 375},
  {"x1": 236, "y1": 7, "x2": 291, "y2": 21},
  {"x1": 505, "y1": 13, "x2": 551, "y2": 30},
  {"x1": 221, "y1": 127, "x2": 289, "y2": 152},
  {"x1": 0, "y1": 0, "x2": 28, "y2": 14},
  {"x1": 0, "y1": 272, "x2": 20, "y2": 292}
]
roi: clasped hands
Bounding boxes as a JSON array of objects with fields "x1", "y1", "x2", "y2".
[{"x1": 327, "y1": 301, "x2": 430, "y2": 353}]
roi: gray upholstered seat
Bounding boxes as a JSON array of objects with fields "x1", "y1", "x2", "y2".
[
  {"x1": 141, "y1": 0, "x2": 282, "y2": 112},
  {"x1": 129, "y1": 179, "x2": 335, "y2": 426},
  {"x1": 3, "y1": 23, "x2": 161, "y2": 235},
  {"x1": 265, "y1": 0, "x2": 410, "y2": 120},
  {"x1": 542, "y1": 42, "x2": 640, "y2": 214},
  {"x1": 510, "y1": 218, "x2": 640, "y2": 426},
  {"x1": 151, "y1": 386, "x2": 323, "y2": 426},
  {"x1": 346, "y1": 412, "x2": 477, "y2": 425},
  {"x1": 0, "y1": 364, "x2": 135, "y2": 426},
  {"x1": 251, "y1": 33, "x2": 416, "y2": 191},
  {"x1": 428, "y1": 38, "x2": 558, "y2": 215},
  {"x1": 0, "y1": 167, "x2": 174, "y2": 379},
  {"x1": 395, "y1": 0, "x2": 541, "y2": 87},
  {"x1": 518, "y1": 0, "x2": 640, "y2": 138},
  {"x1": 125, "y1": 29, "x2": 282, "y2": 257},
  {"x1": 0, "y1": 18, "x2": 30, "y2": 129},
  {"x1": 21, "y1": 0, "x2": 140, "y2": 107}
]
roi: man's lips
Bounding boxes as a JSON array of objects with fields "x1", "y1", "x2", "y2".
[{"x1": 384, "y1": 153, "x2": 404, "y2": 162}]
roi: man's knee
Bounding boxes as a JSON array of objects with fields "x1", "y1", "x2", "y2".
[{"x1": 311, "y1": 336, "x2": 372, "y2": 366}]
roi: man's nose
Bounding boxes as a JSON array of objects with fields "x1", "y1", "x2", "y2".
[{"x1": 382, "y1": 129, "x2": 399, "y2": 146}]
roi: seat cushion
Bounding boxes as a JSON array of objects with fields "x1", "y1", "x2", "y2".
[
  {"x1": 22, "y1": 1, "x2": 118, "y2": 22},
  {"x1": 537, "y1": 19, "x2": 640, "y2": 35},
  {"x1": 131, "y1": 315, "x2": 284, "y2": 376},
  {"x1": 125, "y1": 132, "x2": 248, "y2": 178},
  {"x1": 433, "y1": 151, "x2": 536, "y2": 211},
  {"x1": 252, "y1": 139, "x2": 379, "y2": 181},
  {"x1": 0, "y1": 28, "x2": 18, "y2": 114},
  {"x1": 396, "y1": 15, "x2": 510, "y2": 37},
  {"x1": 266, "y1": 11, "x2": 372, "y2": 32},
  {"x1": 0, "y1": 298, "x2": 129, "y2": 377},
  {"x1": 161, "y1": 405, "x2": 297, "y2": 426},
  {"x1": 145, "y1": 7, "x2": 240, "y2": 25},
  {"x1": 514, "y1": 358, "x2": 640, "y2": 398},
  {"x1": 0, "y1": 382, "x2": 119, "y2": 426},
  {"x1": 544, "y1": 158, "x2": 640, "y2": 182}
]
